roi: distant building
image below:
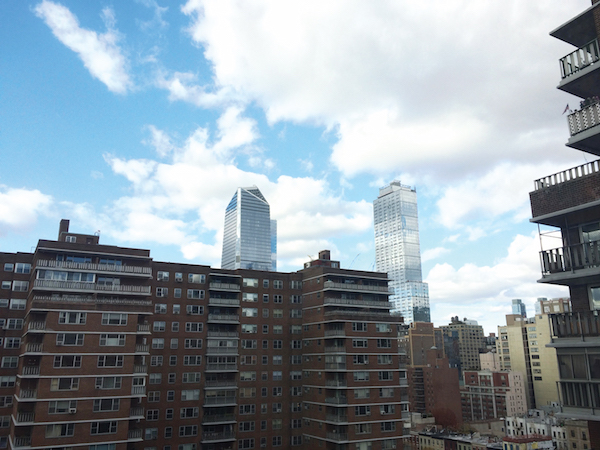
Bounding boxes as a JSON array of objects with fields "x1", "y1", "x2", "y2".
[
  {"x1": 374, "y1": 181, "x2": 430, "y2": 323},
  {"x1": 440, "y1": 317, "x2": 485, "y2": 377},
  {"x1": 221, "y1": 186, "x2": 276, "y2": 271},
  {"x1": 512, "y1": 299, "x2": 527, "y2": 317}
]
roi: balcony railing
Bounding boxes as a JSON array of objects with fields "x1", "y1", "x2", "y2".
[
  {"x1": 568, "y1": 101, "x2": 600, "y2": 137},
  {"x1": 12, "y1": 436, "x2": 32, "y2": 448},
  {"x1": 128, "y1": 429, "x2": 143, "y2": 440},
  {"x1": 324, "y1": 329, "x2": 346, "y2": 337},
  {"x1": 131, "y1": 386, "x2": 146, "y2": 396},
  {"x1": 540, "y1": 240, "x2": 600, "y2": 276},
  {"x1": 203, "y1": 396, "x2": 237, "y2": 405},
  {"x1": 324, "y1": 281, "x2": 390, "y2": 293},
  {"x1": 326, "y1": 414, "x2": 348, "y2": 423},
  {"x1": 32, "y1": 295, "x2": 152, "y2": 307},
  {"x1": 25, "y1": 343, "x2": 42, "y2": 353},
  {"x1": 204, "y1": 380, "x2": 237, "y2": 388},
  {"x1": 206, "y1": 363, "x2": 238, "y2": 371},
  {"x1": 207, "y1": 331, "x2": 239, "y2": 338},
  {"x1": 33, "y1": 279, "x2": 151, "y2": 294},
  {"x1": 202, "y1": 431, "x2": 236, "y2": 442},
  {"x1": 202, "y1": 413, "x2": 236, "y2": 423},
  {"x1": 207, "y1": 314, "x2": 239, "y2": 322},
  {"x1": 27, "y1": 321, "x2": 46, "y2": 331},
  {"x1": 326, "y1": 432, "x2": 349, "y2": 442},
  {"x1": 206, "y1": 347, "x2": 239, "y2": 354},
  {"x1": 37, "y1": 259, "x2": 152, "y2": 275},
  {"x1": 559, "y1": 38, "x2": 600, "y2": 79},
  {"x1": 326, "y1": 380, "x2": 347, "y2": 387},
  {"x1": 133, "y1": 365, "x2": 147, "y2": 374},
  {"x1": 324, "y1": 297, "x2": 392, "y2": 308},
  {"x1": 137, "y1": 323, "x2": 150, "y2": 332},
  {"x1": 135, "y1": 344, "x2": 149, "y2": 353},
  {"x1": 550, "y1": 311, "x2": 600, "y2": 338},
  {"x1": 15, "y1": 412, "x2": 35, "y2": 423},
  {"x1": 325, "y1": 396, "x2": 348, "y2": 405},
  {"x1": 324, "y1": 346, "x2": 347, "y2": 353},
  {"x1": 208, "y1": 298, "x2": 240, "y2": 306},
  {"x1": 130, "y1": 407, "x2": 144, "y2": 417},
  {"x1": 533, "y1": 160, "x2": 600, "y2": 191},
  {"x1": 209, "y1": 282, "x2": 240, "y2": 291},
  {"x1": 325, "y1": 363, "x2": 346, "y2": 370},
  {"x1": 22, "y1": 366, "x2": 40, "y2": 376},
  {"x1": 19, "y1": 389, "x2": 37, "y2": 399}
]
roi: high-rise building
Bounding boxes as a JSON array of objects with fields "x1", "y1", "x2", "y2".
[
  {"x1": 440, "y1": 317, "x2": 485, "y2": 378},
  {"x1": 221, "y1": 186, "x2": 276, "y2": 271},
  {"x1": 527, "y1": 0, "x2": 600, "y2": 444},
  {"x1": 512, "y1": 299, "x2": 527, "y2": 317},
  {"x1": 0, "y1": 221, "x2": 408, "y2": 450},
  {"x1": 374, "y1": 181, "x2": 430, "y2": 323}
]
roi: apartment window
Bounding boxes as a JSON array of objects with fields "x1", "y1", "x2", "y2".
[
  {"x1": 95, "y1": 376, "x2": 121, "y2": 389},
  {"x1": 153, "y1": 321, "x2": 166, "y2": 332},
  {"x1": 273, "y1": 436, "x2": 282, "y2": 447},
  {"x1": 9, "y1": 299, "x2": 25, "y2": 310},
  {"x1": 377, "y1": 338, "x2": 392, "y2": 348},
  {"x1": 291, "y1": 436, "x2": 303, "y2": 446},
  {"x1": 241, "y1": 371, "x2": 257, "y2": 381},
  {"x1": 97, "y1": 355, "x2": 124, "y2": 367},
  {"x1": 273, "y1": 280, "x2": 283, "y2": 289},
  {"x1": 273, "y1": 294, "x2": 283, "y2": 303},
  {"x1": 376, "y1": 323, "x2": 391, "y2": 332},
  {"x1": 242, "y1": 308, "x2": 258, "y2": 317},
  {"x1": 185, "y1": 322, "x2": 203, "y2": 332},
  {"x1": 4, "y1": 318, "x2": 22, "y2": 330},
  {"x1": 240, "y1": 421, "x2": 255, "y2": 432},
  {"x1": 145, "y1": 428, "x2": 158, "y2": 440},
  {"x1": 151, "y1": 356, "x2": 163, "y2": 366},
  {"x1": 353, "y1": 322, "x2": 367, "y2": 332},
  {"x1": 239, "y1": 404, "x2": 256, "y2": 415},
  {"x1": 355, "y1": 388, "x2": 370, "y2": 399},
  {"x1": 165, "y1": 408, "x2": 174, "y2": 419},
  {"x1": 242, "y1": 339, "x2": 257, "y2": 349},
  {"x1": 148, "y1": 392, "x2": 160, "y2": 402},
  {"x1": 381, "y1": 422, "x2": 396, "y2": 432},
  {"x1": 239, "y1": 439, "x2": 255, "y2": 449},
  {"x1": 380, "y1": 404, "x2": 395, "y2": 415},
  {"x1": 53, "y1": 355, "x2": 81, "y2": 368},
  {"x1": 4, "y1": 338, "x2": 20, "y2": 349},
  {"x1": 353, "y1": 339, "x2": 368, "y2": 348},
  {"x1": 172, "y1": 320, "x2": 180, "y2": 331},
  {"x1": 149, "y1": 374, "x2": 162, "y2": 384},
  {"x1": 355, "y1": 405, "x2": 371, "y2": 416},
  {"x1": 99, "y1": 334, "x2": 125, "y2": 346},
  {"x1": 102, "y1": 313, "x2": 126, "y2": 325},
  {"x1": 180, "y1": 407, "x2": 199, "y2": 419},
  {"x1": 181, "y1": 389, "x2": 200, "y2": 401},
  {"x1": 290, "y1": 294, "x2": 302, "y2": 303},
  {"x1": 0, "y1": 357, "x2": 17, "y2": 370},
  {"x1": 3, "y1": 264, "x2": 13, "y2": 272},
  {"x1": 273, "y1": 371, "x2": 283, "y2": 380},
  {"x1": 0, "y1": 282, "x2": 9, "y2": 290},
  {"x1": 187, "y1": 289, "x2": 204, "y2": 299},
  {"x1": 240, "y1": 387, "x2": 256, "y2": 398},
  {"x1": 379, "y1": 371, "x2": 393, "y2": 381},
  {"x1": 0, "y1": 299, "x2": 7, "y2": 308},
  {"x1": 290, "y1": 309, "x2": 302, "y2": 318},
  {"x1": 380, "y1": 387, "x2": 394, "y2": 397},
  {"x1": 169, "y1": 356, "x2": 177, "y2": 366},
  {"x1": 273, "y1": 325, "x2": 283, "y2": 334},
  {"x1": 175, "y1": 272, "x2": 183, "y2": 282},
  {"x1": 243, "y1": 292, "x2": 258, "y2": 302},
  {"x1": 354, "y1": 355, "x2": 369, "y2": 365},
  {"x1": 12, "y1": 281, "x2": 28, "y2": 291},
  {"x1": 188, "y1": 273, "x2": 205, "y2": 283},
  {"x1": 146, "y1": 409, "x2": 159, "y2": 421},
  {"x1": 0, "y1": 377, "x2": 15, "y2": 388},
  {"x1": 378, "y1": 354, "x2": 393, "y2": 365},
  {"x1": 186, "y1": 305, "x2": 204, "y2": 316},
  {"x1": 273, "y1": 387, "x2": 283, "y2": 396},
  {"x1": 272, "y1": 403, "x2": 282, "y2": 413},
  {"x1": 184, "y1": 355, "x2": 202, "y2": 366},
  {"x1": 354, "y1": 371, "x2": 369, "y2": 381},
  {"x1": 157, "y1": 271, "x2": 169, "y2": 281},
  {"x1": 46, "y1": 423, "x2": 74, "y2": 437},
  {"x1": 356, "y1": 423, "x2": 372, "y2": 434},
  {"x1": 290, "y1": 371, "x2": 302, "y2": 380},
  {"x1": 59, "y1": 311, "x2": 86, "y2": 324},
  {"x1": 173, "y1": 304, "x2": 180, "y2": 314},
  {"x1": 171, "y1": 338, "x2": 179, "y2": 349},
  {"x1": 155, "y1": 304, "x2": 167, "y2": 314},
  {"x1": 174, "y1": 288, "x2": 182, "y2": 298},
  {"x1": 262, "y1": 308, "x2": 269, "y2": 318},
  {"x1": 48, "y1": 399, "x2": 77, "y2": 414},
  {"x1": 0, "y1": 396, "x2": 12, "y2": 408},
  {"x1": 242, "y1": 324, "x2": 257, "y2": 333},
  {"x1": 156, "y1": 287, "x2": 168, "y2": 297},
  {"x1": 93, "y1": 398, "x2": 120, "y2": 412}
]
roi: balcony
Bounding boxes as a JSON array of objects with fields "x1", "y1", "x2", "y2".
[
  {"x1": 566, "y1": 100, "x2": 600, "y2": 155},
  {"x1": 33, "y1": 279, "x2": 151, "y2": 295},
  {"x1": 549, "y1": 311, "x2": 600, "y2": 340},
  {"x1": 12, "y1": 436, "x2": 31, "y2": 448},
  {"x1": 206, "y1": 347, "x2": 239, "y2": 355},
  {"x1": 131, "y1": 386, "x2": 146, "y2": 396},
  {"x1": 130, "y1": 406, "x2": 144, "y2": 418},
  {"x1": 539, "y1": 240, "x2": 600, "y2": 284},
  {"x1": 128, "y1": 429, "x2": 143, "y2": 441},
  {"x1": 24, "y1": 343, "x2": 42, "y2": 353},
  {"x1": 530, "y1": 160, "x2": 600, "y2": 226},
  {"x1": 325, "y1": 363, "x2": 347, "y2": 370},
  {"x1": 324, "y1": 329, "x2": 346, "y2": 337},
  {"x1": 201, "y1": 431, "x2": 236, "y2": 442},
  {"x1": 204, "y1": 380, "x2": 237, "y2": 388},
  {"x1": 209, "y1": 282, "x2": 240, "y2": 292},
  {"x1": 326, "y1": 414, "x2": 348, "y2": 423},
  {"x1": 133, "y1": 365, "x2": 148, "y2": 374},
  {"x1": 324, "y1": 297, "x2": 392, "y2": 309},
  {"x1": 207, "y1": 314, "x2": 239, "y2": 323},
  {"x1": 36, "y1": 259, "x2": 152, "y2": 276},
  {"x1": 203, "y1": 396, "x2": 237, "y2": 405},
  {"x1": 557, "y1": 380, "x2": 600, "y2": 418},
  {"x1": 325, "y1": 346, "x2": 347, "y2": 353},
  {"x1": 15, "y1": 412, "x2": 35, "y2": 424},
  {"x1": 324, "y1": 280, "x2": 390, "y2": 294},
  {"x1": 206, "y1": 363, "x2": 238, "y2": 372},
  {"x1": 326, "y1": 432, "x2": 349, "y2": 442},
  {"x1": 557, "y1": 38, "x2": 600, "y2": 98},
  {"x1": 207, "y1": 331, "x2": 239, "y2": 338},
  {"x1": 19, "y1": 389, "x2": 37, "y2": 400},
  {"x1": 135, "y1": 344, "x2": 149, "y2": 353},
  {"x1": 209, "y1": 298, "x2": 240, "y2": 306},
  {"x1": 202, "y1": 413, "x2": 237, "y2": 424},
  {"x1": 137, "y1": 323, "x2": 151, "y2": 333},
  {"x1": 326, "y1": 380, "x2": 347, "y2": 387},
  {"x1": 31, "y1": 295, "x2": 152, "y2": 308},
  {"x1": 325, "y1": 396, "x2": 348, "y2": 405},
  {"x1": 27, "y1": 321, "x2": 46, "y2": 331},
  {"x1": 21, "y1": 366, "x2": 40, "y2": 376},
  {"x1": 324, "y1": 310, "x2": 401, "y2": 322}
]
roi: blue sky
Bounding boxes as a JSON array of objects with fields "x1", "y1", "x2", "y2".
[{"x1": 0, "y1": 0, "x2": 593, "y2": 333}]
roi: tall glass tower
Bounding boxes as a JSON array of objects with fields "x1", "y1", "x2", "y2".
[
  {"x1": 374, "y1": 181, "x2": 430, "y2": 323},
  {"x1": 221, "y1": 186, "x2": 276, "y2": 271}
]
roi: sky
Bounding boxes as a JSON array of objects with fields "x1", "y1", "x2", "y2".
[{"x1": 0, "y1": 0, "x2": 593, "y2": 334}]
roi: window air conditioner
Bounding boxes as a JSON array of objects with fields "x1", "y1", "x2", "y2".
[{"x1": 69, "y1": 408, "x2": 77, "y2": 414}]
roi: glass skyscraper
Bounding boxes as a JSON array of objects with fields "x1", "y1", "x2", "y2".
[
  {"x1": 221, "y1": 186, "x2": 277, "y2": 271},
  {"x1": 374, "y1": 181, "x2": 430, "y2": 323}
]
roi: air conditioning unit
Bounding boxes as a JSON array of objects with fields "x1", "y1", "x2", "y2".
[
  {"x1": 68, "y1": 408, "x2": 77, "y2": 414},
  {"x1": 176, "y1": 276, "x2": 183, "y2": 282}
]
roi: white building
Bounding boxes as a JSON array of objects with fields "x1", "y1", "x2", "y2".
[{"x1": 374, "y1": 181, "x2": 429, "y2": 323}]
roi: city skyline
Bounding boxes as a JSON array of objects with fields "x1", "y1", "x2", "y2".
[{"x1": 1, "y1": 1, "x2": 590, "y2": 334}]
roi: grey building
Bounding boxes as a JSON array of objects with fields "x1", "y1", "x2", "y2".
[
  {"x1": 374, "y1": 181, "x2": 430, "y2": 323},
  {"x1": 221, "y1": 186, "x2": 276, "y2": 271}
]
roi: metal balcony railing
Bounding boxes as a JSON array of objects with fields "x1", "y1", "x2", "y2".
[
  {"x1": 540, "y1": 240, "x2": 600, "y2": 275},
  {"x1": 203, "y1": 396, "x2": 237, "y2": 405},
  {"x1": 559, "y1": 38, "x2": 600, "y2": 79},
  {"x1": 133, "y1": 365, "x2": 147, "y2": 374},
  {"x1": 131, "y1": 386, "x2": 146, "y2": 395},
  {"x1": 325, "y1": 363, "x2": 346, "y2": 370},
  {"x1": 206, "y1": 363, "x2": 238, "y2": 371},
  {"x1": 22, "y1": 366, "x2": 40, "y2": 376},
  {"x1": 36, "y1": 259, "x2": 152, "y2": 275},
  {"x1": 326, "y1": 414, "x2": 348, "y2": 422},
  {"x1": 202, "y1": 413, "x2": 236, "y2": 423},
  {"x1": 208, "y1": 298, "x2": 240, "y2": 306},
  {"x1": 326, "y1": 432, "x2": 349, "y2": 441},
  {"x1": 323, "y1": 281, "x2": 390, "y2": 293},
  {"x1": 25, "y1": 343, "x2": 42, "y2": 353},
  {"x1": 135, "y1": 344, "x2": 149, "y2": 352},
  {"x1": 325, "y1": 396, "x2": 348, "y2": 405},
  {"x1": 207, "y1": 331, "x2": 239, "y2": 338},
  {"x1": 12, "y1": 436, "x2": 32, "y2": 448},
  {"x1": 137, "y1": 323, "x2": 150, "y2": 332},
  {"x1": 206, "y1": 347, "x2": 238, "y2": 354},
  {"x1": 324, "y1": 297, "x2": 392, "y2": 308},
  {"x1": 204, "y1": 380, "x2": 237, "y2": 388},
  {"x1": 128, "y1": 429, "x2": 143, "y2": 440},
  {"x1": 33, "y1": 279, "x2": 151, "y2": 294},
  {"x1": 19, "y1": 389, "x2": 37, "y2": 399},
  {"x1": 27, "y1": 321, "x2": 46, "y2": 331},
  {"x1": 130, "y1": 407, "x2": 144, "y2": 417},
  {"x1": 202, "y1": 431, "x2": 236, "y2": 441},
  {"x1": 550, "y1": 311, "x2": 600, "y2": 338},
  {"x1": 568, "y1": 101, "x2": 600, "y2": 136},
  {"x1": 15, "y1": 412, "x2": 34, "y2": 423},
  {"x1": 209, "y1": 282, "x2": 240, "y2": 291}
]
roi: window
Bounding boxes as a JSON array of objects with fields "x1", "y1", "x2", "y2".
[
  {"x1": 12, "y1": 281, "x2": 28, "y2": 291},
  {"x1": 272, "y1": 387, "x2": 282, "y2": 396},
  {"x1": 354, "y1": 371, "x2": 369, "y2": 381},
  {"x1": 291, "y1": 436, "x2": 302, "y2": 446},
  {"x1": 179, "y1": 425, "x2": 198, "y2": 437},
  {"x1": 3, "y1": 264, "x2": 13, "y2": 272},
  {"x1": 379, "y1": 371, "x2": 393, "y2": 381},
  {"x1": 53, "y1": 355, "x2": 81, "y2": 368},
  {"x1": 273, "y1": 436, "x2": 282, "y2": 446},
  {"x1": 99, "y1": 334, "x2": 125, "y2": 346},
  {"x1": 242, "y1": 339, "x2": 257, "y2": 349},
  {"x1": 378, "y1": 355, "x2": 393, "y2": 365},
  {"x1": 93, "y1": 398, "x2": 120, "y2": 412},
  {"x1": 185, "y1": 322, "x2": 203, "y2": 332},
  {"x1": 273, "y1": 294, "x2": 283, "y2": 303},
  {"x1": 150, "y1": 356, "x2": 163, "y2": 366},
  {"x1": 172, "y1": 322, "x2": 179, "y2": 332},
  {"x1": 353, "y1": 322, "x2": 367, "y2": 332},
  {"x1": 0, "y1": 356, "x2": 16, "y2": 369},
  {"x1": 353, "y1": 339, "x2": 368, "y2": 348},
  {"x1": 169, "y1": 356, "x2": 177, "y2": 366},
  {"x1": 291, "y1": 294, "x2": 302, "y2": 303},
  {"x1": 242, "y1": 324, "x2": 257, "y2": 333},
  {"x1": 291, "y1": 325, "x2": 302, "y2": 334},
  {"x1": 146, "y1": 409, "x2": 159, "y2": 421},
  {"x1": 184, "y1": 355, "x2": 202, "y2": 366},
  {"x1": 290, "y1": 371, "x2": 302, "y2": 380},
  {"x1": 0, "y1": 377, "x2": 15, "y2": 388},
  {"x1": 273, "y1": 280, "x2": 283, "y2": 289},
  {"x1": 4, "y1": 338, "x2": 20, "y2": 349},
  {"x1": 356, "y1": 423, "x2": 372, "y2": 434},
  {"x1": 9, "y1": 299, "x2": 25, "y2": 310},
  {"x1": 377, "y1": 339, "x2": 392, "y2": 348},
  {"x1": 240, "y1": 421, "x2": 255, "y2": 432},
  {"x1": 48, "y1": 399, "x2": 77, "y2": 414},
  {"x1": 155, "y1": 304, "x2": 167, "y2": 314},
  {"x1": 187, "y1": 289, "x2": 204, "y2": 299},
  {"x1": 46, "y1": 423, "x2": 74, "y2": 437},
  {"x1": 272, "y1": 403, "x2": 282, "y2": 413},
  {"x1": 239, "y1": 439, "x2": 255, "y2": 449},
  {"x1": 156, "y1": 287, "x2": 168, "y2": 297},
  {"x1": 149, "y1": 373, "x2": 162, "y2": 384},
  {"x1": 5, "y1": 318, "x2": 22, "y2": 330},
  {"x1": 241, "y1": 371, "x2": 257, "y2": 381},
  {"x1": 376, "y1": 323, "x2": 392, "y2": 332},
  {"x1": 180, "y1": 407, "x2": 199, "y2": 418},
  {"x1": 355, "y1": 388, "x2": 370, "y2": 399},
  {"x1": 148, "y1": 392, "x2": 160, "y2": 402},
  {"x1": 0, "y1": 396, "x2": 12, "y2": 407},
  {"x1": 95, "y1": 376, "x2": 121, "y2": 389},
  {"x1": 59, "y1": 311, "x2": 86, "y2": 324},
  {"x1": 168, "y1": 373, "x2": 176, "y2": 384},
  {"x1": 102, "y1": 313, "x2": 126, "y2": 325},
  {"x1": 380, "y1": 387, "x2": 394, "y2": 397},
  {"x1": 380, "y1": 404, "x2": 395, "y2": 415},
  {"x1": 273, "y1": 355, "x2": 283, "y2": 365},
  {"x1": 97, "y1": 355, "x2": 124, "y2": 367},
  {"x1": 290, "y1": 309, "x2": 302, "y2": 318},
  {"x1": 0, "y1": 299, "x2": 7, "y2": 308},
  {"x1": 153, "y1": 321, "x2": 166, "y2": 332},
  {"x1": 291, "y1": 355, "x2": 302, "y2": 365},
  {"x1": 171, "y1": 338, "x2": 179, "y2": 349},
  {"x1": 165, "y1": 408, "x2": 174, "y2": 419},
  {"x1": 243, "y1": 278, "x2": 259, "y2": 287},
  {"x1": 263, "y1": 294, "x2": 269, "y2": 303},
  {"x1": 145, "y1": 428, "x2": 158, "y2": 440},
  {"x1": 65, "y1": 235, "x2": 77, "y2": 243},
  {"x1": 181, "y1": 389, "x2": 200, "y2": 401},
  {"x1": 354, "y1": 355, "x2": 369, "y2": 365},
  {"x1": 242, "y1": 308, "x2": 258, "y2": 317},
  {"x1": 273, "y1": 325, "x2": 283, "y2": 334},
  {"x1": 173, "y1": 304, "x2": 180, "y2": 314},
  {"x1": 157, "y1": 271, "x2": 169, "y2": 281},
  {"x1": 188, "y1": 273, "x2": 205, "y2": 283},
  {"x1": 243, "y1": 293, "x2": 258, "y2": 302},
  {"x1": 381, "y1": 422, "x2": 396, "y2": 432},
  {"x1": 239, "y1": 404, "x2": 256, "y2": 415},
  {"x1": 186, "y1": 305, "x2": 203, "y2": 315},
  {"x1": 175, "y1": 272, "x2": 183, "y2": 282},
  {"x1": 355, "y1": 405, "x2": 371, "y2": 416},
  {"x1": 174, "y1": 288, "x2": 182, "y2": 298}
]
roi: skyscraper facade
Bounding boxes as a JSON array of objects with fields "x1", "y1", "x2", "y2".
[
  {"x1": 221, "y1": 186, "x2": 276, "y2": 271},
  {"x1": 374, "y1": 181, "x2": 430, "y2": 323}
]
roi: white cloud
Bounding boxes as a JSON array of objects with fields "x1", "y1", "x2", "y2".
[
  {"x1": 0, "y1": 187, "x2": 53, "y2": 235},
  {"x1": 426, "y1": 232, "x2": 568, "y2": 333},
  {"x1": 421, "y1": 247, "x2": 449, "y2": 263},
  {"x1": 34, "y1": 1, "x2": 132, "y2": 93},
  {"x1": 136, "y1": 0, "x2": 169, "y2": 31}
]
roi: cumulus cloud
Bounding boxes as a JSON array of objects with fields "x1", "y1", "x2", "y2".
[
  {"x1": 426, "y1": 232, "x2": 568, "y2": 333},
  {"x1": 0, "y1": 187, "x2": 53, "y2": 235},
  {"x1": 421, "y1": 247, "x2": 450, "y2": 263},
  {"x1": 34, "y1": 1, "x2": 132, "y2": 93}
]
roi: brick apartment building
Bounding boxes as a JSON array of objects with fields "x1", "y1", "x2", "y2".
[{"x1": 0, "y1": 220, "x2": 408, "y2": 450}]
